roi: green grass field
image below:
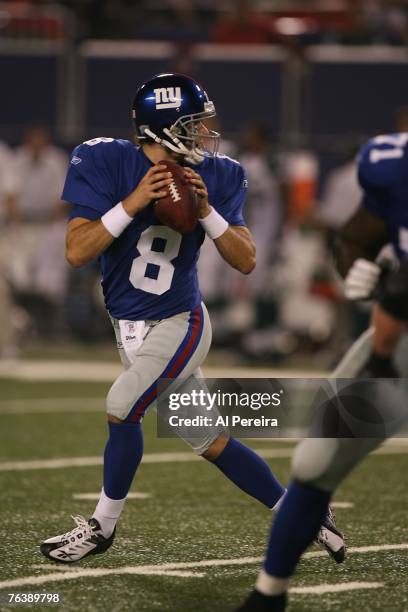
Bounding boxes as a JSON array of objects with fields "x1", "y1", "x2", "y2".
[{"x1": 0, "y1": 378, "x2": 407, "y2": 612}]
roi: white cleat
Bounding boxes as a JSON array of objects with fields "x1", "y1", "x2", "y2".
[{"x1": 40, "y1": 515, "x2": 115, "y2": 563}]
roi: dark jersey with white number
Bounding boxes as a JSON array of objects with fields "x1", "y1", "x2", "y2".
[
  {"x1": 62, "y1": 138, "x2": 247, "y2": 320},
  {"x1": 358, "y1": 132, "x2": 408, "y2": 259}
]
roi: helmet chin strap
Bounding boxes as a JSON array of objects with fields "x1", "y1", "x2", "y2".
[
  {"x1": 144, "y1": 127, "x2": 204, "y2": 165},
  {"x1": 164, "y1": 129, "x2": 204, "y2": 164}
]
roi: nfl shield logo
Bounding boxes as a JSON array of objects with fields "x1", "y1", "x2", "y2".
[{"x1": 126, "y1": 322, "x2": 135, "y2": 334}]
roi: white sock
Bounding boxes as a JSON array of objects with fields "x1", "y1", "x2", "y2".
[
  {"x1": 256, "y1": 569, "x2": 289, "y2": 596},
  {"x1": 92, "y1": 488, "x2": 126, "y2": 538},
  {"x1": 271, "y1": 489, "x2": 286, "y2": 513}
]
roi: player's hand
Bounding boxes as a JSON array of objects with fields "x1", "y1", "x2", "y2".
[
  {"x1": 122, "y1": 165, "x2": 173, "y2": 217},
  {"x1": 344, "y1": 258, "x2": 381, "y2": 300},
  {"x1": 183, "y1": 167, "x2": 211, "y2": 218}
]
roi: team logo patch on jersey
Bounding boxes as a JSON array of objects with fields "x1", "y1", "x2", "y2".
[
  {"x1": 154, "y1": 87, "x2": 182, "y2": 110},
  {"x1": 242, "y1": 179, "x2": 249, "y2": 188},
  {"x1": 71, "y1": 156, "x2": 82, "y2": 165}
]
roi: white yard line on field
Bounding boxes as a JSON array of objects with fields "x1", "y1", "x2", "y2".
[
  {"x1": 3, "y1": 543, "x2": 405, "y2": 590},
  {"x1": 0, "y1": 449, "x2": 293, "y2": 472},
  {"x1": 0, "y1": 397, "x2": 104, "y2": 414},
  {"x1": 0, "y1": 360, "x2": 122, "y2": 382},
  {"x1": 0, "y1": 359, "x2": 329, "y2": 381},
  {"x1": 29, "y1": 566, "x2": 204, "y2": 578},
  {"x1": 1, "y1": 568, "x2": 204, "y2": 588},
  {"x1": 330, "y1": 502, "x2": 354, "y2": 509},
  {"x1": 0, "y1": 456, "x2": 103, "y2": 470},
  {"x1": 375, "y1": 442, "x2": 408, "y2": 455},
  {"x1": 0, "y1": 439, "x2": 407, "y2": 472},
  {"x1": 73, "y1": 492, "x2": 151, "y2": 500},
  {"x1": 291, "y1": 582, "x2": 383, "y2": 595},
  {"x1": 74, "y1": 493, "x2": 350, "y2": 507},
  {"x1": 30, "y1": 542, "x2": 408, "y2": 575},
  {"x1": 303, "y1": 543, "x2": 408, "y2": 559}
]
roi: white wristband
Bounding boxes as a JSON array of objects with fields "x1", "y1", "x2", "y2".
[
  {"x1": 101, "y1": 202, "x2": 133, "y2": 238},
  {"x1": 199, "y1": 207, "x2": 229, "y2": 240}
]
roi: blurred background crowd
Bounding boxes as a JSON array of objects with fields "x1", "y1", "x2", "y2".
[
  {"x1": 1, "y1": 0, "x2": 408, "y2": 367},
  {"x1": 1, "y1": 0, "x2": 408, "y2": 45}
]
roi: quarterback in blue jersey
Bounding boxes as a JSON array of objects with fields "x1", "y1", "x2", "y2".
[
  {"x1": 39, "y1": 73, "x2": 344, "y2": 565},
  {"x1": 62, "y1": 138, "x2": 249, "y2": 322},
  {"x1": 234, "y1": 133, "x2": 408, "y2": 612}
]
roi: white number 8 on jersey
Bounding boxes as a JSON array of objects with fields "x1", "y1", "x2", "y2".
[{"x1": 130, "y1": 226, "x2": 182, "y2": 295}]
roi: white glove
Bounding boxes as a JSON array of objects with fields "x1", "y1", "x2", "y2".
[{"x1": 344, "y1": 258, "x2": 381, "y2": 300}]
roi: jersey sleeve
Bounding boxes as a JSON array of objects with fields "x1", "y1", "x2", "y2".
[
  {"x1": 357, "y1": 135, "x2": 406, "y2": 219},
  {"x1": 216, "y1": 159, "x2": 248, "y2": 226},
  {"x1": 62, "y1": 139, "x2": 121, "y2": 221}
]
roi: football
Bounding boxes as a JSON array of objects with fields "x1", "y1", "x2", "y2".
[{"x1": 154, "y1": 159, "x2": 199, "y2": 233}]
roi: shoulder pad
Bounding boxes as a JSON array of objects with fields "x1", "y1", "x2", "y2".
[
  {"x1": 358, "y1": 133, "x2": 408, "y2": 190},
  {"x1": 70, "y1": 138, "x2": 134, "y2": 168}
]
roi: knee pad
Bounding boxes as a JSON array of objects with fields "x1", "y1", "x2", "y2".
[
  {"x1": 292, "y1": 436, "x2": 385, "y2": 492},
  {"x1": 291, "y1": 438, "x2": 339, "y2": 491},
  {"x1": 184, "y1": 428, "x2": 228, "y2": 456},
  {"x1": 106, "y1": 369, "x2": 142, "y2": 421},
  {"x1": 291, "y1": 379, "x2": 402, "y2": 491}
]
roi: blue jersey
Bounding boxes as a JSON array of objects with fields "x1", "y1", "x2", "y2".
[
  {"x1": 358, "y1": 133, "x2": 408, "y2": 259},
  {"x1": 62, "y1": 137, "x2": 247, "y2": 321}
]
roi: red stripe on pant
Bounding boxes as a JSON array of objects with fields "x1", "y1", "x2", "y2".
[{"x1": 129, "y1": 307, "x2": 202, "y2": 423}]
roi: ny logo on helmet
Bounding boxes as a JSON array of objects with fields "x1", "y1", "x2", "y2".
[{"x1": 154, "y1": 87, "x2": 182, "y2": 110}]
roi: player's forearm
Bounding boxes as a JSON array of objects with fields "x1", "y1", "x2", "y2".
[
  {"x1": 214, "y1": 227, "x2": 256, "y2": 274},
  {"x1": 335, "y1": 206, "x2": 389, "y2": 277},
  {"x1": 335, "y1": 240, "x2": 374, "y2": 278},
  {"x1": 66, "y1": 218, "x2": 115, "y2": 267}
]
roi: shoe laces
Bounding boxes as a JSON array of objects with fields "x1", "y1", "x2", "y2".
[
  {"x1": 317, "y1": 505, "x2": 336, "y2": 542},
  {"x1": 321, "y1": 504, "x2": 336, "y2": 529},
  {"x1": 327, "y1": 505, "x2": 336, "y2": 522},
  {"x1": 60, "y1": 515, "x2": 94, "y2": 545}
]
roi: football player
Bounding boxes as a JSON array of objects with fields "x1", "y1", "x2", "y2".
[
  {"x1": 335, "y1": 133, "x2": 408, "y2": 378},
  {"x1": 234, "y1": 132, "x2": 408, "y2": 611},
  {"x1": 235, "y1": 379, "x2": 407, "y2": 612},
  {"x1": 40, "y1": 73, "x2": 344, "y2": 563}
]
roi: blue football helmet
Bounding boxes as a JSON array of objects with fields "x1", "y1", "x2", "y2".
[{"x1": 132, "y1": 73, "x2": 219, "y2": 164}]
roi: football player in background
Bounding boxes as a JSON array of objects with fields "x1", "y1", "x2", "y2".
[
  {"x1": 40, "y1": 73, "x2": 344, "y2": 564},
  {"x1": 235, "y1": 132, "x2": 408, "y2": 611},
  {"x1": 335, "y1": 133, "x2": 408, "y2": 378}
]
